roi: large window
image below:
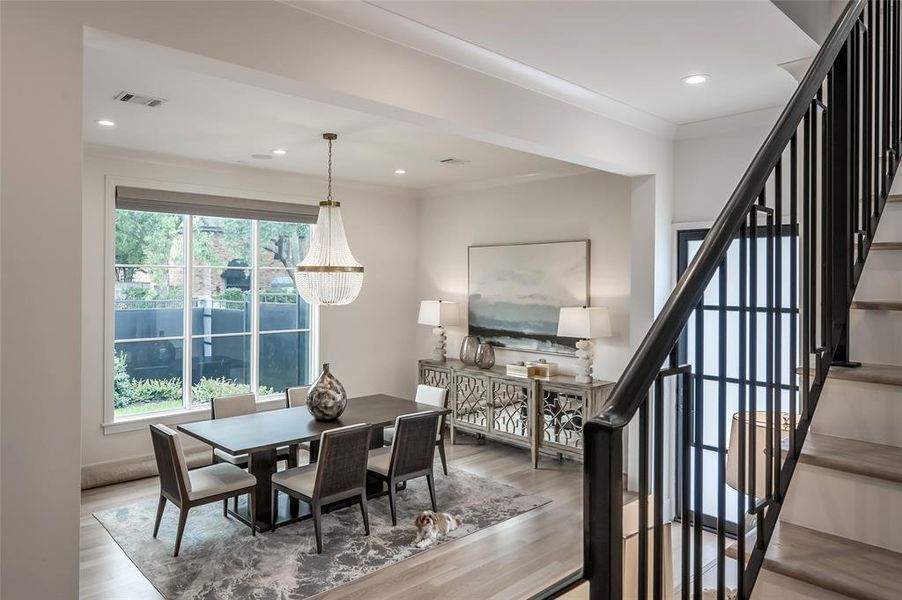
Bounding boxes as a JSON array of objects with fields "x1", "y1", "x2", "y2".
[{"x1": 112, "y1": 207, "x2": 315, "y2": 419}]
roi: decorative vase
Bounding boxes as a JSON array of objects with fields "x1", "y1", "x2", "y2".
[
  {"x1": 460, "y1": 335, "x2": 480, "y2": 365},
  {"x1": 306, "y1": 363, "x2": 348, "y2": 421},
  {"x1": 475, "y1": 342, "x2": 496, "y2": 369}
]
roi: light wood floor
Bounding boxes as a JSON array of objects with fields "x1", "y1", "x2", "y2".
[{"x1": 80, "y1": 436, "x2": 586, "y2": 599}]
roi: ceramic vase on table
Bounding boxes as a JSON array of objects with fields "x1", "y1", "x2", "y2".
[
  {"x1": 475, "y1": 342, "x2": 496, "y2": 369},
  {"x1": 306, "y1": 363, "x2": 348, "y2": 421},
  {"x1": 460, "y1": 335, "x2": 480, "y2": 365}
]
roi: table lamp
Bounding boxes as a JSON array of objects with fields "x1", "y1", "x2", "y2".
[
  {"x1": 418, "y1": 300, "x2": 459, "y2": 361},
  {"x1": 557, "y1": 306, "x2": 611, "y2": 383}
]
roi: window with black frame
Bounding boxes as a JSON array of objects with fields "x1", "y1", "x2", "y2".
[{"x1": 675, "y1": 225, "x2": 798, "y2": 534}]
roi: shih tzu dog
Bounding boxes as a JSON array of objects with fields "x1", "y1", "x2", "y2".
[{"x1": 413, "y1": 510, "x2": 461, "y2": 548}]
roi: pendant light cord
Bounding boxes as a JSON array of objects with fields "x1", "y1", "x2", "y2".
[{"x1": 327, "y1": 137, "x2": 333, "y2": 202}]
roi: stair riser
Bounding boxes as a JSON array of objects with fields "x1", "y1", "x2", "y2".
[
  {"x1": 873, "y1": 201, "x2": 902, "y2": 242},
  {"x1": 811, "y1": 379, "x2": 902, "y2": 446},
  {"x1": 855, "y1": 251, "x2": 902, "y2": 299},
  {"x1": 781, "y1": 463, "x2": 902, "y2": 553},
  {"x1": 849, "y1": 309, "x2": 902, "y2": 366}
]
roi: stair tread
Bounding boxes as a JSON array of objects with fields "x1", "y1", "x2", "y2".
[
  {"x1": 796, "y1": 432, "x2": 902, "y2": 484},
  {"x1": 850, "y1": 299, "x2": 902, "y2": 311},
  {"x1": 870, "y1": 241, "x2": 902, "y2": 251},
  {"x1": 728, "y1": 522, "x2": 902, "y2": 600},
  {"x1": 889, "y1": 194, "x2": 902, "y2": 203},
  {"x1": 823, "y1": 362, "x2": 902, "y2": 387}
]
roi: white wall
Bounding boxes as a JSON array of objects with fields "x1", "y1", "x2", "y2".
[
  {"x1": 415, "y1": 171, "x2": 632, "y2": 381},
  {"x1": 674, "y1": 108, "x2": 781, "y2": 224},
  {"x1": 81, "y1": 147, "x2": 418, "y2": 468}
]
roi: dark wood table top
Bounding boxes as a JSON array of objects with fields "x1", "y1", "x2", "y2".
[{"x1": 178, "y1": 394, "x2": 449, "y2": 454}]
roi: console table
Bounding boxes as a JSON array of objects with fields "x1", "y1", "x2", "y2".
[{"x1": 418, "y1": 358, "x2": 614, "y2": 468}]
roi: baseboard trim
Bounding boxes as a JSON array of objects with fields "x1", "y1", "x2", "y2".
[{"x1": 81, "y1": 447, "x2": 213, "y2": 490}]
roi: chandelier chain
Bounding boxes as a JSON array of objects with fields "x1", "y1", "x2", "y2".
[{"x1": 327, "y1": 137, "x2": 333, "y2": 202}]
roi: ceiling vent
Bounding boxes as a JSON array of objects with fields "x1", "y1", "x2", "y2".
[
  {"x1": 114, "y1": 91, "x2": 167, "y2": 108},
  {"x1": 438, "y1": 157, "x2": 469, "y2": 166}
]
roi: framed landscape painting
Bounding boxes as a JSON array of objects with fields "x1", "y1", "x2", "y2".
[{"x1": 468, "y1": 240, "x2": 589, "y2": 355}]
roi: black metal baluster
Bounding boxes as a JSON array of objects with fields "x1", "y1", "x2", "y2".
[
  {"x1": 736, "y1": 212, "x2": 748, "y2": 600},
  {"x1": 774, "y1": 159, "x2": 784, "y2": 501},
  {"x1": 693, "y1": 299, "x2": 704, "y2": 600},
  {"x1": 803, "y1": 107, "x2": 812, "y2": 422},
  {"x1": 639, "y1": 396, "x2": 649, "y2": 600},
  {"x1": 790, "y1": 132, "x2": 799, "y2": 458},
  {"x1": 717, "y1": 258, "x2": 727, "y2": 600},
  {"x1": 680, "y1": 371, "x2": 692, "y2": 600},
  {"x1": 653, "y1": 376, "x2": 664, "y2": 600},
  {"x1": 749, "y1": 203, "x2": 759, "y2": 512},
  {"x1": 765, "y1": 196, "x2": 775, "y2": 504}
]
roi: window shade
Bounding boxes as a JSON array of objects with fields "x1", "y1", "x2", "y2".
[{"x1": 115, "y1": 186, "x2": 319, "y2": 224}]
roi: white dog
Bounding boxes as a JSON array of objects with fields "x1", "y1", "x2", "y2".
[{"x1": 413, "y1": 510, "x2": 461, "y2": 548}]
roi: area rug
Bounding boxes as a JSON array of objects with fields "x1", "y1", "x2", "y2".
[{"x1": 94, "y1": 467, "x2": 550, "y2": 599}]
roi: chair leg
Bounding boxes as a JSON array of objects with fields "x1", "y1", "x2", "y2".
[
  {"x1": 153, "y1": 495, "x2": 166, "y2": 538},
  {"x1": 360, "y1": 493, "x2": 370, "y2": 536},
  {"x1": 387, "y1": 480, "x2": 398, "y2": 526},
  {"x1": 173, "y1": 507, "x2": 189, "y2": 557},
  {"x1": 270, "y1": 489, "x2": 278, "y2": 531},
  {"x1": 249, "y1": 492, "x2": 256, "y2": 537},
  {"x1": 312, "y1": 503, "x2": 323, "y2": 554},
  {"x1": 437, "y1": 440, "x2": 448, "y2": 476},
  {"x1": 223, "y1": 499, "x2": 228, "y2": 517},
  {"x1": 426, "y1": 473, "x2": 437, "y2": 512},
  {"x1": 233, "y1": 495, "x2": 239, "y2": 512}
]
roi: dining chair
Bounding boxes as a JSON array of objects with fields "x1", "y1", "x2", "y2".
[
  {"x1": 270, "y1": 423, "x2": 372, "y2": 553},
  {"x1": 285, "y1": 386, "x2": 312, "y2": 465},
  {"x1": 383, "y1": 385, "x2": 450, "y2": 475},
  {"x1": 149, "y1": 424, "x2": 257, "y2": 557},
  {"x1": 368, "y1": 411, "x2": 442, "y2": 526},
  {"x1": 211, "y1": 392, "x2": 292, "y2": 515}
]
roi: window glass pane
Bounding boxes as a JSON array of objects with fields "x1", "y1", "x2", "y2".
[
  {"x1": 191, "y1": 335, "x2": 251, "y2": 405},
  {"x1": 258, "y1": 270, "x2": 309, "y2": 331},
  {"x1": 115, "y1": 209, "x2": 184, "y2": 266},
  {"x1": 258, "y1": 221, "x2": 312, "y2": 268},
  {"x1": 191, "y1": 267, "x2": 251, "y2": 334},
  {"x1": 114, "y1": 340, "x2": 184, "y2": 417},
  {"x1": 114, "y1": 268, "x2": 184, "y2": 339},
  {"x1": 192, "y1": 216, "x2": 251, "y2": 267},
  {"x1": 259, "y1": 331, "x2": 310, "y2": 393}
]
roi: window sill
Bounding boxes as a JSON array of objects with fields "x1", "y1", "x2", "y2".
[{"x1": 102, "y1": 394, "x2": 296, "y2": 435}]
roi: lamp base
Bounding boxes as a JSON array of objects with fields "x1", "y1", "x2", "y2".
[
  {"x1": 431, "y1": 326, "x2": 447, "y2": 361},
  {"x1": 574, "y1": 339, "x2": 594, "y2": 383}
]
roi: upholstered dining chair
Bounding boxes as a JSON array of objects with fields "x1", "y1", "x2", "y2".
[
  {"x1": 285, "y1": 386, "x2": 312, "y2": 464},
  {"x1": 368, "y1": 411, "x2": 442, "y2": 526},
  {"x1": 149, "y1": 424, "x2": 257, "y2": 556},
  {"x1": 270, "y1": 423, "x2": 372, "y2": 554},
  {"x1": 211, "y1": 392, "x2": 292, "y2": 514},
  {"x1": 383, "y1": 385, "x2": 450, "y2": 475}
]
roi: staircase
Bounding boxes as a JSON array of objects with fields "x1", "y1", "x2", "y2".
[
  {"x1": 533, "y1": 0, "x2": 902, "y2": 598},
  {"x1": 755, "y1": 194, "x2": 902, "y2": 599}
]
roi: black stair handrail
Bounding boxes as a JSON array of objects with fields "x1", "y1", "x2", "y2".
[{"x1": 599, "y1": 0, "x2": 868, "y2": 430}]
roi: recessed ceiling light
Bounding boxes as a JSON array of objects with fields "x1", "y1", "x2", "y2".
[
  {"x1": 271, "y1": 148, "x2": 287, "y2": 156},
  {"x1": 394, "y1": 169, "x2": 407, "y2": 175},
  {"x1": 682, "y1": 74, "x2": 709, "y2": 85},
  {"x1": 96, "y1": 119, "x2": 116, "y2": 127}
]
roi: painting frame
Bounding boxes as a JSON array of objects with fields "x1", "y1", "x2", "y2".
[{"x1": 467, "y1": 239, "x2": 590, "y2": 356}]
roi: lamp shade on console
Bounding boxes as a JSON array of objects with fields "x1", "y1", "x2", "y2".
[
  {"x1": 558, "y1": 307, "x2": 611, "y2": 383},
  {"x1": 418, "y1": 300, "x2": 459, "y2": 361}
]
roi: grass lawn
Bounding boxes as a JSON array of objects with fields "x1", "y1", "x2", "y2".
[{"x1": 115, "y1": 399, "x2": 184, "y2": 417}]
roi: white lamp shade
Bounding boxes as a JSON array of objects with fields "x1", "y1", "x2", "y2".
[
  {"x1": 726, "y1": 411, "x2": 790, "y2": 498},
  {"x1": 418, "y1": 300, "x2": 460, "y2": 327},
  {"x1": 557, "y1": 307, "x2": 612, "y2": 339}
]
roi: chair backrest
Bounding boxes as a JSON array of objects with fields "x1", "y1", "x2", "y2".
[
  {"x1": 149, "y1": 424, "x2": 191, "y2": 501},
  {"x1": 211, "y1": 393, "x2": 256, "y2": 419},
  {"x1": 390, "y1": 411, "x2": 441, "y2": 479},
  {"x1": 415, "y1": 385, "x2": 448, "y2": 434},
  {"x1": 415, "y1": 384, "x2": 447, "y2": 408},
  {"x1": 286, "y1": 386, "x2": 306, "y2": 408},
  {"x1": 314, "y1": 423, "x2": 372, "y2": 500}
]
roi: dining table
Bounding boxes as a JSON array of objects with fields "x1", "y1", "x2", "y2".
[{"x1": 178, "y1": 393, "x2": 450, "y2": 532}]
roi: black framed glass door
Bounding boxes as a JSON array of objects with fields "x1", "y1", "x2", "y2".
[{"x1": 675, "y1": 226, "x2": 798, "y2": 534}]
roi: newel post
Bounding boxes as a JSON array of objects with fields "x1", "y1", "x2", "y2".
[{"x1": 583, "y1": 419, "x2": 624, "y2": 599}]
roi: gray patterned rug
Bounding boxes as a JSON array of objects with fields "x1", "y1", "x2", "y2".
[{"x1": 94, "y1": 467, "x2": 550, "y2": 599}]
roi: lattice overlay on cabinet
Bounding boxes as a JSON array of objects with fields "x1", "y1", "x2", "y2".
[
  {"x1": 455, "y1": 374, "x2": 487, "y2": 428},
  {"x1": 420, "y1": 367, "x2": 451, "y2": 391},
  {"x1": 542, "y1": 389, "x2": 584, "y2": 449},
  {"x1": 491, "y1": 382, "x2": 529, "y2": 437}
]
